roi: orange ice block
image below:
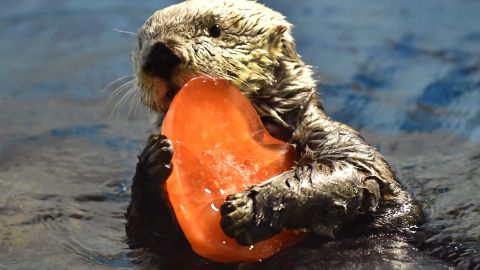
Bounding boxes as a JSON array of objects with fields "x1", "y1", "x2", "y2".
[{"x1": 162, "y1": 77, "x2": 305, "y2": 262}]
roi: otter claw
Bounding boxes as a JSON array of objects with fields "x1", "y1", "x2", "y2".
[
  {"x1": 138, "y1": 134, "x2": 173, "y2": 183},
  {"x1": 220, "y1": 190, "x2": 278, "y2": 246},
  {"x1": 221, "y1": 191, "x2": 255, "y2": 245}
]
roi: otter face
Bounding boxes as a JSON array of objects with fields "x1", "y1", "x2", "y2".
[{"x1": 132, "y1": 0, "x2": 294, "y2": 112}]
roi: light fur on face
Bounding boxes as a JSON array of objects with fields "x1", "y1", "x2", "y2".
[{"x1": 131, "y1": 0, "x2": 313, "y2": 113}]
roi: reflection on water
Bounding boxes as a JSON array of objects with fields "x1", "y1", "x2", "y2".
[{"x1": 0, "y1": 0, "x2": 479, "y2": 269}]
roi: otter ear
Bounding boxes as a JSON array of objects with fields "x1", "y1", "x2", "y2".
[
  {"x1": 267, "y1": 25, "x2": 298, "y2": 60},
  {"x1": 276, "y1": 25, "x2": 288, "y2": 35},
  {"x1": 281, "y1": 37, "x2": 300, "y2": 61},
  {"x1": 266, "y1": 25, "x2": 288, "y2": 57},
  {"x1": 268, "y1": 25, "x2": 287, "y2": 43}
]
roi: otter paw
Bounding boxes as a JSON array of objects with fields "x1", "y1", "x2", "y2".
[
  {"x1": 138, "y1": 134, "x2": 173, "y2": 182},
  {"x1": 220, "y1": 190, "x2": 278, "y2": 245}
]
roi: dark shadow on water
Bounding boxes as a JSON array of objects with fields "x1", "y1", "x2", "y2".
[
  {"x1": 1, "y1": 0, "x2": 479, "y2": 269},
  {"x1": 121, "y1": 233, "x2": 451, "y2": 270}
]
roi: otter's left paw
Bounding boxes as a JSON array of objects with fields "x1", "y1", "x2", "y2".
[{"x1": 220, "y1": 190, "x2": 279, "y2": 245}]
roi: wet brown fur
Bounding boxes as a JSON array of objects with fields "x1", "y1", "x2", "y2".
[{"x1": 126, "y1": 0, "x2": 422, "y2": 250}]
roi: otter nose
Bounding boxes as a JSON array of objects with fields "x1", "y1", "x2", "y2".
[{"x1": 142, "y1": 42, "x2": 181, "y2": 79}]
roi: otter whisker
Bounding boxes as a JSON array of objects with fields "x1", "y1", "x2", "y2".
[
  {"x1": 98, "y1": 78, "x2": 136, "y2": 120},
  {"x1": 103, "y1": 79, "x2": 136, "y2": 109},
  {"x1": 113, "y1": 81, "x2": 138, "y2": 102},
  {"x1": 134, "y1": 90, "x2": 149, "y2": 122},
  {"x1": 113, "y1": 28, "x2": 137, "y2": 36},
  {"x1": 101, "y1": 74, "x2": 135, "y2": 93},
  {"x1": 111, "y1": 79, "x2": 136, "y2": 96},
  {"x1": 109, "y1": 80, "x2": 138, "y2": 121},
  {"x1": 132, "y1": 91, "x2": 142, "y2": 122},
  {"x1": 104, "y1": 79, "x2": 136, "y2": 110},
  {"x1": 127, "y1": 85, "x2": 141, "y2": 120}
]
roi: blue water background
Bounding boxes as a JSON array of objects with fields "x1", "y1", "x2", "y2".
[{"x1": 0, "y1": 1, "x2": 479, "y2": 269}]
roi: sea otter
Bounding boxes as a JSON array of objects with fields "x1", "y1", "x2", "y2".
[{"x1": 125, "y1": 0, "x2": 422, "y2": 253}]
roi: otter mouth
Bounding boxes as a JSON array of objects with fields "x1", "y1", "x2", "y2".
[
  {"x1": 153, "y1": 78, "x2": 182, "y2": 112},
  {"x1": 140, "y1": 74, "x2": 195, "y2": 113},
  {"x1": 139, "y1": 41, "x2": 194, "y2": 112}
]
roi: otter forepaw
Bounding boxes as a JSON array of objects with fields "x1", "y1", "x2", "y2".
[
  {"x1": 220, "y1": 190, "x2": 279, "y2": 245},
  {"x1": 137, "y1": 134, "x2": 173, "y2": 184}
]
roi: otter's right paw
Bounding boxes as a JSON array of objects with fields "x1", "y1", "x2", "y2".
[{"x1": 137, "y1": 134, "x2": 173, "y2": 185}]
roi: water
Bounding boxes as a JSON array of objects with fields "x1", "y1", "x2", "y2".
[{"x1": 0, "y1": 0, "x2": 479, "y2": 269}]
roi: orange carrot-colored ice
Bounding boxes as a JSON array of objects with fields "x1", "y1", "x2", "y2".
[{"x1": 162, "y1": 77, "x2": 305, "y2": 262}]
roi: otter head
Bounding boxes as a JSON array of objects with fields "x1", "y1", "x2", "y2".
[{"x1": 131, "y1": 0, "x2": 297, "y2": 112}]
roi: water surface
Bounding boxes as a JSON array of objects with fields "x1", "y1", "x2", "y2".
[{"x1": 1, "y1": 1, "x2": 479, "y2": 269}]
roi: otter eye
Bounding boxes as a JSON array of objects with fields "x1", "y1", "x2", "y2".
[{"x1": 208, "y1": 24, "x2": 222, "y2": 38}]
